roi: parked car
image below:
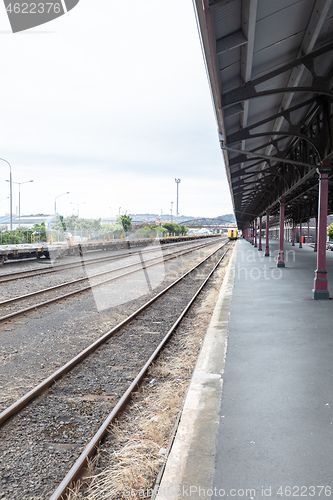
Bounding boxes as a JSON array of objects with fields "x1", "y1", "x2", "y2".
[{"x1": 327, "y1": 241, "x2": 333, "y2": 251}]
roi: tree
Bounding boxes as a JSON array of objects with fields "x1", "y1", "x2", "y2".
[
  {"x1": 51, "y1": 215, "x2": 67, "y2": 231},
  {"x1": 102, "y1": 221, "x2": 123, "y2": 238},
  {"x1": 134, "y1": 224, "x2": 167, "y2": 237},
  {"x1": 328, "y1": 222, "x2": 333, "y2": 240},
  {"x1": 52, "y1": 215, "x2": 102, "y2": 233},
  {"x1": 162, "y1": 222, "x2": 188, "y2": 236},
  {"x1": 32, "y1": 222, "x2": 47, "y2": 242},
  {"x1": 120, "y1": 215, "x2": 132, "y2": 233}
]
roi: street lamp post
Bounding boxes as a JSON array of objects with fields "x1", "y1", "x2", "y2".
[
  {"x1": 175, "y1": 178, "x2": 181, "y2": 220},
  {"x1": 6, "y1": 179, "x2": 33, "y2": 228},
  {"x1": 55, "y1": 192, "x2": 70, "y2": 214},
  {"x1": 0, "y1": 158, "x2": 12, "y2": 230}
]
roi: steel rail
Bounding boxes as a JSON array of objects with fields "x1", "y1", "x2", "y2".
[
  {"x1": 0, "y1": 251, "x2": 133, "y2": 283},
  {"x1": 0, "y1": 239, "x2": 224, "y2": 324},
  {"x1": 0, "y1": 241, "x2": 229, "y2": 425},
  {"x1": 0, "y1": 244, "x2": 197, "y2": 305},
  {"x1": 0, "y1": 237, "x2": 221, "y2": 304},
  {"x1": 0, "y1": 237, "x2": 219, "y2": 283},
  {"x1": 50, "y1": 245, "x2": 230, "y2": 500}
]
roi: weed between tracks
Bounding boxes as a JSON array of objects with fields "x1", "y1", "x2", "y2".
[{"x1": 67, "y1": 251, "x2": 231, "y2": 500}]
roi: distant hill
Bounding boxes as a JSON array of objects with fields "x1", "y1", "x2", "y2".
[{"x1": 129, "y1": 213, "x2": 236, "y2": 224}]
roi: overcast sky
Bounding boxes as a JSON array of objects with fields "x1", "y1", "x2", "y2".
[{"x1": 0, "y1": 0, "x2": 233, "y2": 220}]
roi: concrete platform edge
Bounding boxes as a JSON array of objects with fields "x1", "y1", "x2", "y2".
[{"x1": 154, "y1": 243, "x2": 237, "y2": 500}]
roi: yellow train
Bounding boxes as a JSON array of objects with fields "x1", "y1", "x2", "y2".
[{"x1": 228, "y1": 229, "x2": 238, "y2": 240}]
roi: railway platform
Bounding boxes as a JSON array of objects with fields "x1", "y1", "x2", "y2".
[{"x1": 155, "y1": 238, "x2": 333, "y2": 500}]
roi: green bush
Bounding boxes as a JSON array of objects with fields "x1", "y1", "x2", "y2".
[
  {"x1": 328, "y1": 222, "x2": 333, "y2": 240},
  {"x1": 1, "y1": 228, "x2": 33, "y2": 245}
]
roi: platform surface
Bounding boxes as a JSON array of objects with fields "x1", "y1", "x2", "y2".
[{"x1": 155, "y1": 239, "x2": 333, "y2": 500}]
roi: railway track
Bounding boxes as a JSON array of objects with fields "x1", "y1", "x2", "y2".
[
  {"x1": 0, "y1": 240, "x2": 231, "y2": 499},
  {"x1": 0, "y1": 238, "x2": 225, "y2": 324},
  {"x1": 0, "y1": 238, "x2": 220, "y2": 283}
]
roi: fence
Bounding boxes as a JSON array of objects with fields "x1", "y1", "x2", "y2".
[{"x1": 0, "y1": 229, "x2": 169, "y2": 245}]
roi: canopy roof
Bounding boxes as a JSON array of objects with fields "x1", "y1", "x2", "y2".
[{"x1": 193, "y1": 0, "x2": 333, "y2": 228}]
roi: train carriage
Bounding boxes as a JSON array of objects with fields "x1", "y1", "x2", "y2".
[{"x1": 228, "y1": 229, "x2": 238, "y2": 241}]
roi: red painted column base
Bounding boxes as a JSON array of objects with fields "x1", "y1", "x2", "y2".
[
  {"x1": 312, "y1": 270, "x2": 329, "y2": 300},
  {"x1": 277, "y1": 252, "x2": 285, "y2": 267}
]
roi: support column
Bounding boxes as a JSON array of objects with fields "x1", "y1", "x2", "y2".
[
  {"x1": 265, "y1": 212, "x2": 270, "y2": 256},
  {"x1": 312, "y1": 162, "x2": 330, "y2": 299},
  {"x1": 299, "y1": 221, "x2": 302, "y2": 248},
  {"x1": 307, "y1": 220, "x2": 310, "y2": 245},
  {"x1": 251, "y1": 222, "x2": 254, "y2": 244},
  {"x1": 277, "y1": 197, "x2": 285, "y2": 268},
  {"x1": 258, "y1": 216, "x2": 262, "y2": 251},
  {"x1": 254, "y1": 218, "x2": 257, "y2": 247},
  {"x1": 291, "y1": 220, "x2": 295, "y2": 246},
  {"x1": 314, "y1": 217, "x2": 318, "y2": 252}
]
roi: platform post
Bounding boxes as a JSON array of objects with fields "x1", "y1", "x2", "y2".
[
  {"x1": 258, "y1": 216, "x2": 262, "y2": 251},
  {"x1": 299, "y1": 221, "x2": 302, "y2": 248},
  {"x1": 307, "y1": 219, "x2": 310, "y2": 245},
  {"x1": 291, "y1": 219, "x2": 295, "y2": 246},
  {"x1": 314, "y1": 217, "x2": 318, "y2": 252},
  {"x1": 250, "y1": 222, "x2": 254, "y2": 244},
  {"x1": 312, "y1": 162, "x2": 330, "y2": 299},
  {"x1": 277, "y1": 197, "x2": 285, "y2": 267},
  {"x1": 254, "y1": 218, "x2": 257, "y2": 248},
  {"x1": 265, "y1": 212, "x2": 270, "y2": 256}
]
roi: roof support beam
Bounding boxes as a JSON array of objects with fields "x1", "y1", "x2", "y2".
[
  {"x1": 226, "y1": 130, "x2": 321, "y2": 155},
  {"x1": 239, "y1": 0, "x2": 258, "y2": 157},
  {"x1": 226, "y1": 97, "x2": 317, "y2": 143},
  {"x1": 264, "y1": 0, "x2": 333, "y2": 159},
  {"x1": 222, "y1": 145, "x2": 316, "y2": 169},
  {"x1": 216, "y1": 30, "x2": 247, "y2": 55},
  {"x1": 263, "y1": 168, "x2": 318, "y2": 215},
  {"x1": 208, "y1": 0, "x2": 234, "y2": 7},
  {"x1": 223, "y1": 103, "x2": 243, "y2": 119},
  {"x1": 221, "y1": 40, "x2": 333, "y2": 108}
]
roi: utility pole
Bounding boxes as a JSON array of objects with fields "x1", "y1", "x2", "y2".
[
  {"x1": 170, "y1": 201, "x2": 173, "y2": 222},
  {"x1": 175, "y1": 178, "x2": 181, "y2": 220}
]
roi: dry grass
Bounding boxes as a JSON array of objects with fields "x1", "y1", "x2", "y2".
[
  {"x1": 84, "y1": 356, "x2": 195, "y2": 500},
  {"x1": 69, "y1": 255, "x2": 230, "y2": 500}
]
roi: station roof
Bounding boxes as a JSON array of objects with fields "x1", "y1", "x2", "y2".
[{"x1": 193, "y1": 0, "x2": 333, "y2": 229}]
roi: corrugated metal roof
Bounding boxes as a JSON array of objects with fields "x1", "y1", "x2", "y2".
[{"x1": 193, "y1": 0, "x2": 333, "y2": 228}]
